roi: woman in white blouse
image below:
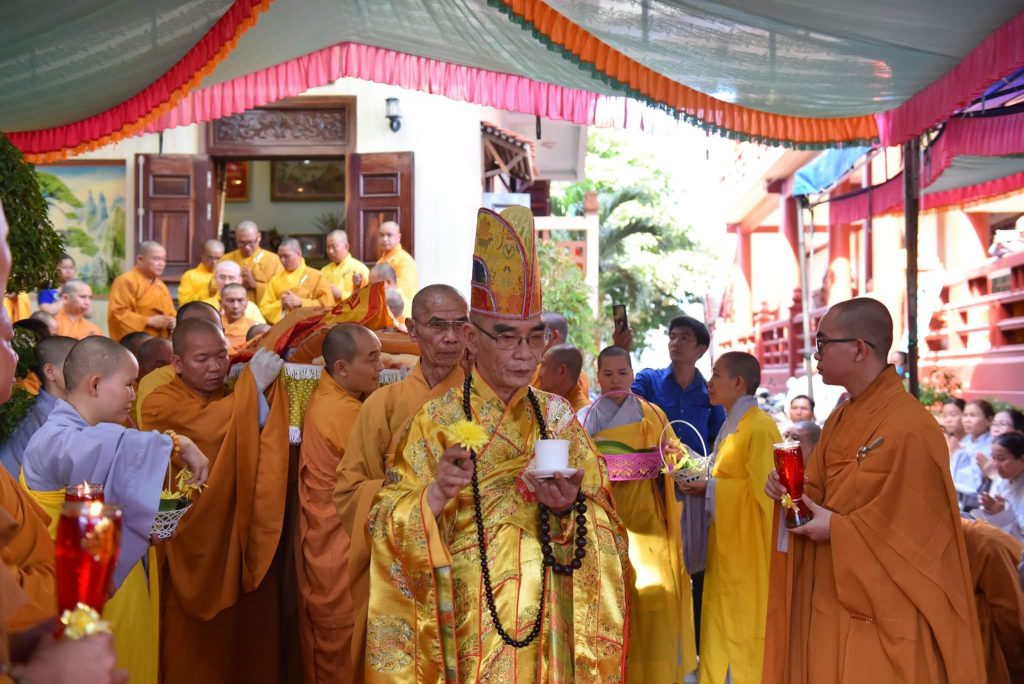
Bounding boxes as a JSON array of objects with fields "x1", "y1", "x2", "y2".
[{"x1": 977, "y1": 432, "x2": 1024, "y2": 544}]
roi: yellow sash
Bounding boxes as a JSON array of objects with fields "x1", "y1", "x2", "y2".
[{"x1": 19, "y1": 472, "x2": 160, "y2": 684}]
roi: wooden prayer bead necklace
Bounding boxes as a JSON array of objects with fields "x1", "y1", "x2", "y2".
[{"x1": 461, "y1": 374, "x2": 588, "y2": 649}]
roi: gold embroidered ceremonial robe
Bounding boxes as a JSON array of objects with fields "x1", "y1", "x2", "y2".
[{"x1": 365, "y1": 376, "x2": 630, "y2": 683}]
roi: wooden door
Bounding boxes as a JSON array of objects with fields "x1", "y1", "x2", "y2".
[
  {"x1": 346, "y1": 152, "x2": 414, "y2": 263},
  {"x1": 135, "y1": 154, "x2": 215, "y2": 284}
]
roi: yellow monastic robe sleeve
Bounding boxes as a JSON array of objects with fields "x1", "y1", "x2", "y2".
[
  {"x1": 176, "y1": 267, "x2": 212, "y2": 304},
  {"x1": 259, "y1": 273, "x2": 286, "y2": 324},
  {"x1": 299, "y1": 272, "x2": 335, "y2": 310}
]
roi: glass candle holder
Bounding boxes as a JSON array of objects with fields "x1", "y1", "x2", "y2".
[{"x1": 773, "y1": 441, "x2": 814, "y2": 529}]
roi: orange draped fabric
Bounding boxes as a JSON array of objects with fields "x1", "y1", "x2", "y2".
[
  {"x1": 763, "y1": 368, "x2": 986, "y2": 683},
  {"x1": 12, "y1": 0, "x2": 275, "y2": 163},
  {"x1": 493, "y1": 0, "x2": 879, "y2": 147},
  {"x1": 296, "y1": 373, "x2": 361, "y2": 683},
  {"x1": 333, "y1": 363, "x2": 464, "y2": 683},
  {"x1": 961, "y1": 519, "x2": 1024, "y2": 684},
  {"x1": 141, "y1": 370, "x2": 290, "y2": 683},
  {"x1": 107, "y1": 268, "x2": 175, "y2": 341},
  {"x1": 0, "y1": 469, "x2": 55, "y2": 632}
]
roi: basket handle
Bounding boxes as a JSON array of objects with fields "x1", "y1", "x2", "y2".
[{"x1": 658, "y1": 419, "x2": 709, "y2": 471}]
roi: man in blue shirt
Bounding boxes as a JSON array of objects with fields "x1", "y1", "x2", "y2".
[{"x1": 631, "y1": 315, "x2": 725, "y2": 652}]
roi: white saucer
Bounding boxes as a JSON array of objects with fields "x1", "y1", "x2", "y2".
[{"x1": 529, "y1": 468, "x2": 578, "y2": 479}]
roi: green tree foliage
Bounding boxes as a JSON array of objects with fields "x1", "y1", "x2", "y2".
[
  {"x1": 0, "y1": 134, "x2": 65, "y2": 293},
  {"x1": 552, "y1": 130, "x2": 713, "y2": 351},
  {"x1": 537, "y1": 240, "x2": 597, "y2": 368}
]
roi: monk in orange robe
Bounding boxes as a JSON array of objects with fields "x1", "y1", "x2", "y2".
[
  {"x1": 530, "y1": 312, "x2": 590, "y2": 398},
  {"x1": 961, "y1": 519, "x2": 1024, "y2": 684},
  {"x1": 54, "y1": 280, "x2": 103, "y2": 339},
  {"x1": 141, "y1": 318, "x2": 289, "y2": 684},
  {"x1": 333, "y1": 284, "x2": 467, "y2": 681},
  {"x1": 298, "y1": 324, "x2": 384, "y2": 683},
  {"x1": 764, "y1": 297, "x2": 985, "y2": 683},
  {"x1": 3, "y1": 293, "x2": 30, "y2": 324},
  {"x1": 220, "y1": 283, "x2": 257, "y2": 352},
  {"x1": 373, "y1": 221, "x2": 416, "y2": 319},
  {"x1": 535, "y1": 343, "x2": 589, "y2": 410},
  {"x1": 107, "y1": 240, "x2": 175, "y2": 340}
]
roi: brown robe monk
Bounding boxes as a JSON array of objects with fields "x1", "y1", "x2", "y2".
[
  {"x1": 142, "y1": 370, "x2": 290, "y2": 684},
  {"x1": 296, "y1": 373, "x2": 361, "y2": 683},
  {"x1": 961, "y1": 519, "x2": 1024, "y2": 684},
  {"x1": 0, "y1": 470, "x2": 54, "y2": 632},
  {"x1": 763, "y1": 368, "x2": 986, "y2": 683},
  {"x1": 333, "y1": 362, "x2": 463, "y2": 682}
]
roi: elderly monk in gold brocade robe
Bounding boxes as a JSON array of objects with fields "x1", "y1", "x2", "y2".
[
  {"x1": 365, "y1": 207, "x2": 630, "y2": 683},
  {"x1": 764, "y1": 298, "x2": 986, "y2": 683}
]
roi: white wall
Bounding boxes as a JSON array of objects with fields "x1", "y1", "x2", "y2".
[{"x1": 66, "y1": 78, "x2": 491, "y2": 297}]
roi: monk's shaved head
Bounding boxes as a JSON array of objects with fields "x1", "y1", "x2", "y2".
[
  {"x1": 544, "y1": 344, "x2": 583, "y2": 384},
  {"x1": 119, "y1": 331, "x2": 152, "y2": 357},
  {"x1": 541, "y1": 312, "x2": 569, "y2": 345},
  {"x1": 172, "y1": 318, "x2": 226, "y2": 356},
  {"x1": 214, "y1": 260, "x2": 242, "y2": 277},
  {"x1": 826, "y1": 297, "x2": 893, "y2": 364},
  {"x1": 597, "y1": 345, "x2": 631, "y2": 370},
  {"x1": 236, "y1": 220, "x2": 259, "y2": 237},
  {"x1": 411, "y1": 285, "x2": 467, "y2": 322},
  {"x1": 323, "y1": 324, "x2": 375, "y2": 369},
  {"x1": 138, "y1": 240, "x2": 164, "y2": 257},
  {"x1": 138, "y1": 337, "x2": 173, "y2": 376},
  {"x1": 246, "y1": 323, "x2": 270, "y2": 341},
  {"x1": 369, "y1": 263, "x2": 396, "y2": 283},
  {"x1": 326, "y1": 230, "x2": 348, "y2": 245},
  {"x1": 385, "y1": 289, "x2": 404, "y2": 319},
  {"x1": 176, "y1": 300, "x2": 222, "y2": 328},
  {"x1": 716, "y1": 351, "x2": 761, "y2": 395},
  {"x1": 64, "y1": 336, "x2": 134, "y2": 392},
  {"x1": 35, "y1": 335, "x2": 76, "y2": 379}
]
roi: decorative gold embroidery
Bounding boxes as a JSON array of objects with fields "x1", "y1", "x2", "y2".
[{"x1": 366, "y1": 615, "x2": 414, "y2": 673}]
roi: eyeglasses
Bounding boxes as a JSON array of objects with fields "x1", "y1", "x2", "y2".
[
  {"x1": 472, "y1": 322, "x2": 549, "y2": 351},
  {"x1": 815, "y1": 336, "x2": 877, "y2": 355},
  {"x1": 415, "y1": 318, "x2": 468, "y2": 334}
]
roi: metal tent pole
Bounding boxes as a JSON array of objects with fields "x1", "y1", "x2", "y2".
[
  {"x1": 795, "y1": 197, "x2": 814, "y2": 400},
  {"x1": 903, "y1": 137, "x2": 921, "y2": 397}
]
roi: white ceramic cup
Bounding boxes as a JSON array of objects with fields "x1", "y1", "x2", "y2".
[{"x1": 534, "y1": 439, "x2": 570, "y2": 471}]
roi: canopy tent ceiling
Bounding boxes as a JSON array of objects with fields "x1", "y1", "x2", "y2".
[{"x1": 2, "y1": 0, "x2": 1023, "y2": 160}]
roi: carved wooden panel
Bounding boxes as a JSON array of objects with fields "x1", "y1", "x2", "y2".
[{"x1": 205, "y1": 97, "x2": 355, "y2": 157}]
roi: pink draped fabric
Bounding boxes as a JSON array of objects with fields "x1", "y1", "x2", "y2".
[
  {"x1": 149, "y1": 42, "x2": 601, "y2": 132},
  {"x1": 876, "y1": 10, "x2": 1024, "y2": 146},
  {"x1": 830, "y1": 110, "x2": 1024, "y2": 223}
]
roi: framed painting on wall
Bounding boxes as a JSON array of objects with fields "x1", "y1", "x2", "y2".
[
  {"x1": 225, "y1": 161, "x2": 249, "y2": 202},
  {"x1": 271, "y1": 159, "x2": 345, "y2": 201},
  {"x1": 34, "y1": 160, "x2": 126, "y2": 294}
]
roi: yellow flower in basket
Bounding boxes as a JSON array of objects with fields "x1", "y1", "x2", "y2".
[
  {"x1": 159, "y1": 467, "x2": 205, "y2": 512},
  {"x1": 445, "y1": 420, "x2": 489, "y2": 452}
]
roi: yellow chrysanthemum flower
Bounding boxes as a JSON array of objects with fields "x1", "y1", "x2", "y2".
[
  {"x1": 445, "y1": 420, "x2": 489, "y2": 451},
  {"x1": 61, "y1": 603, "x2": 110, "y2": 639}
]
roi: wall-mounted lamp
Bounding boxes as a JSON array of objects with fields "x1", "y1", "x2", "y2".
[{"x1": 385, "y1": 97, "x2": 402, "y2": 132}]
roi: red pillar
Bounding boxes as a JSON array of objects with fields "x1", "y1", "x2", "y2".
[{"x1": 736, "y1": 228, "x2": 753, "y2": 326}]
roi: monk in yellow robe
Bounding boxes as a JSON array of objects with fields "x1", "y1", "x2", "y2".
[
  {"x1": 108, "y1": 240, "x2": 175, "y2": 340},
  {"x1": 141, "y1": 319, "x2": 290, "y2": 684},
  {"x1": 764, "y1": 297, "x2": 986, "y2": 682},
  {"x1": 373, "y1": 221, "x2": 416, "y2": 318},
  {"x1": 54, "y1": 280, "x2": 103, "y2": 339},
  {"x1": 220, "y1": 283, "x2": 257, "y2": 352},
  {"x1": 176, "y1": 239, "x2": 223, "y2": 304},
  {"x1": 579, "y1": 345, "x2": 696, "y2": 683},
  {"x1": 223, "y1": 220, "x2": 283, "y2": 305},
  {"x1": 365, "y1": 207, "x2": 629, "y2": 682},
  {"x1": 322, "y1": 230, "x2": 369, "y2": 302},
  {"x1": 3, "y1": 293, "x2": 30, "y2": 324},
  {"x1": 535, "y1": 343, "x2": 589, "y2": 411},
  {"x1": 260, "y1": 238, "x2": 334, "y2": 324},
  {"x1": 334, "y1": 284, "x2": 468, "y2": 682},
  {"x1": 203, "y1": 260, "x2": 267, "y2": 324},
  {"x1": 298, "y1": 325, "x2": 384, "y2": 683},
  {"x1": 960, "y1": 519, "x2": 1024, "y2": 684},
  {"x1": 680, "y1": 351, "x2": 779, "y2": 683}
]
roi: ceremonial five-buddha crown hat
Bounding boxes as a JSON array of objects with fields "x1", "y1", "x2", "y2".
[{"x1": 470, "y1": 206, "x2": 543, "y2": 320}]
